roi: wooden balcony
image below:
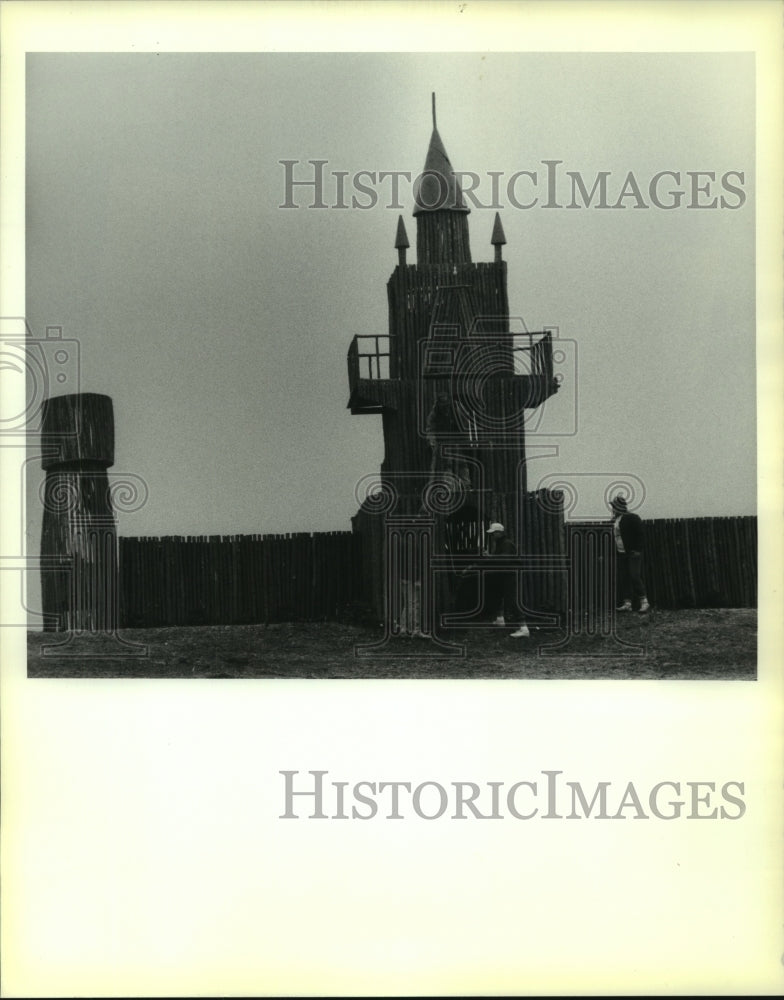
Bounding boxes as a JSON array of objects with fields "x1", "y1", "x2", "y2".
[{"x1": 347, "y1": 329, "x2": 560, "y2": 415}]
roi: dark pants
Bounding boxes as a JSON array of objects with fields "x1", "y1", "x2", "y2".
[
  {"x1": 487, "y1": 570, "x2": 522, "y2": 626},
  {"x1": 616, "y1": 551, "x2": 646, "y2": 608}
]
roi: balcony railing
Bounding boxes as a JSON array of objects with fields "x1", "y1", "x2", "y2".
[
  {"x1": 511, "y1": 329, "x2": 554, "y2": 383},
  {"x1": 349, "y1": 328, "x2": 557, "y2": 402}
]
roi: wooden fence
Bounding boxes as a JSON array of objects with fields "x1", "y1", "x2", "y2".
[
  {"x1": 119, "y1": 532, "x2": 362, "y2": 627},
  {"x1": 118, "y1": 515, "x2": 756, "y2": 628},
  {"x1": 567, "y1": 516, "x2": 757, "y2": 610}
]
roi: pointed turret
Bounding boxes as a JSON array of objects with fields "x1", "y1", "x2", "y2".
[
  {"x1": 491, "y1": 212, "x2": 506, "y2": 263},
  {"x1": 395, "y1": 215, "x2": 410, "y2": 266},
  {"x1": 413, "y1": 94, "x2": 472, "y2": 266},
  {"x1": 412, "y1": 127, "x2": 470, "y2": 216}
]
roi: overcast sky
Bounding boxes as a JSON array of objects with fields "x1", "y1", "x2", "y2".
[{"x1": 25, "y1": 51, "x2": 755, "y2": 557}]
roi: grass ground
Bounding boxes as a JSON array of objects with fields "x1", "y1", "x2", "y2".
[{"x1": 27, "y1": 608, "x2": 756, "y2": 680}]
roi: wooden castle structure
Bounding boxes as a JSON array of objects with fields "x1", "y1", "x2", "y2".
[{"x1": 347, "y1": 100, "x2": 563, "y2": 634}]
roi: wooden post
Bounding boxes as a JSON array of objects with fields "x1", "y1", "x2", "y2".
[{"x1": 40, "y1": 393, "x2": 118, "y2": 632}]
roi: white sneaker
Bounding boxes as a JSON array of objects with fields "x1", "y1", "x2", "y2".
[
  {"x1": 616, "y1": 601, "x2": 632, "y2": 612},
  {"x1": 639, "y1": 600, "x2": 650, "y2": 614},
  {"x1": 493, "y1": 616, "x2": 506, "y2": 626},
  {"x1": 510, "y1": 626, "x2": 530, "y2": 638}
]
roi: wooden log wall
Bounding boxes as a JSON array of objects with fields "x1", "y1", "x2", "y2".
[
  {"x1": 117, "y1": 516, "x2": 756, "y2": 628},
  {"x1": 415, "y1": 211, "x2": 472, "y2": 266},
  {"x1": 566, "y1": 516, "x2": 757, "y2": 610},
  {"x1": 520, "y1": 488, "x2": 568, "y2": 614},
  {"x1": 119, "y1": 531, "x2": 362, "y2": 628},
  {"x1": 387, "y1": 262, "x2": 510, "y2": 382}
]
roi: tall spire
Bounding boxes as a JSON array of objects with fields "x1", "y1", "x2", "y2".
[
  {"x1": 413, "y1": 93, "x2": 470, "y2": 217},
  {"x1": 413, "y1": 95, "x2": 472, "y2": 265}
]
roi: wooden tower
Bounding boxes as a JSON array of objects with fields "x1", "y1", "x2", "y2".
[{"x1": 347, "y1": 100, "x2": 561, "y2": 626}]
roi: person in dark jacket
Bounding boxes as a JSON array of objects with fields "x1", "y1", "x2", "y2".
[{"x1": 610, "y1": 495, "x2": 650, "y2": 613}]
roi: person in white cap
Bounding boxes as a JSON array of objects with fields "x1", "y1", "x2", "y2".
[{"x1": 484, "y1": 522, "x2": 530, "y2": 638}]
